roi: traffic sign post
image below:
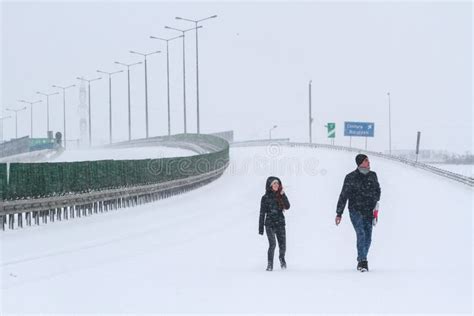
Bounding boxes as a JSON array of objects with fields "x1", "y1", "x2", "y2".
[
  {"x1": 327, "y1": 123, "x2": 335, "y2": 138},
  {"x1": 344, "y1": 121, "x2": 375, "y2": 149},
  {"x1": 344, "y1": 121, "x2": 375, "y2": 137},
  {"x1": 325, "y1": 122, "x2": 336, "y2": 145}
]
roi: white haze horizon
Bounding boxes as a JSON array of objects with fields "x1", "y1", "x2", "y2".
[{"x1": 1, "y1": 1, "x2": 472, "y2": 154}]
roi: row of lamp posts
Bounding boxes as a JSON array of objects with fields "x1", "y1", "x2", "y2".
[{"x1": 2, "y1": 15, "x2": 217, "y2": 148}]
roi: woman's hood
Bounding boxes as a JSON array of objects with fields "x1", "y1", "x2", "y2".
[{"x1": 265, "y1": 176, "x2": 283, "y2": 193}]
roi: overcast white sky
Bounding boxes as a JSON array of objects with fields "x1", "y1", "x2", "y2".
[{"x1": 1, "y1": 1, "x2": 472, "y2": 153}]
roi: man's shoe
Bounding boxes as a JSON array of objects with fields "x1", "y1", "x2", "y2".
[{"x1": 280, "y1": 257, "x2": 287, "y2": 269}]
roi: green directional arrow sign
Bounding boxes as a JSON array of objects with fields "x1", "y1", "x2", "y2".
[{"x1": 327, "y1": 122, "x2": 336, "y2": 138}]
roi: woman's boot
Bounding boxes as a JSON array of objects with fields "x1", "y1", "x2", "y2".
[{"x1": 266, "y1": 261, "x2": 273, "y2": 271}]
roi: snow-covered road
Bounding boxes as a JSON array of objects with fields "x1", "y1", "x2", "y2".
[{"x1": 1, "y1": 146, "x2": 472, "y2": 314}]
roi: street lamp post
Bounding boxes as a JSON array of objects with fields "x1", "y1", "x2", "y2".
[
  {"x1": 18, "y1": 99, "x2": 42, "y2": 138},
  {"x1": 52, "y1": 84, "x2": 75, "y2": 148},
  {"x1": 175, "y1": 15, "x2": 217, "y2": 134},
  {"x1": 0, "y1": 115, "x2": 11, "y2": 143},
  {"x1": 77, "y1": 77, "x2": 102, "y2": 147},
  {"x1": 114, "y1": 61, "x2": 142, "y2": 141},
  {"x1": 269, "y1": 125, "x2": 278, "y2": 140},
  {"x1": 6, "y1": 106, "x2": 27, "y2": 139},
  {"x1": 387, "y1": 92, "x2": 392, "y2": 155},
  {"x1": 150, "y1": 35, "x2": 183, "y2": 136},
  {"x1": 97, "y1": 69, "x2": 124, "y2": 144},
  {"x1": 129, "y1": 50, "x2": 160, "y2": 138},
  {"x1": 36, "y1": 91, "x2": 59, "y2": 137},
  {"x1": 164, "y1": 25, "x2": 203, "y2": 134}
]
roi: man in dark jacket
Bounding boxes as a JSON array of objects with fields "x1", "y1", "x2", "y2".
[
  {"x1": 336, "y1": 154, "x2": 381, "y2": 272},
  {"x1": 259, "y1": 176, "x2": 290, "y2": 271}
]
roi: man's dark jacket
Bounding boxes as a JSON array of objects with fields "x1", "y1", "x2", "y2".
[
  {"x1": 336, "y1": 169, "x2": 381, "y2": 218},
  {"x1": 259, "y1": 176, "x2": 290, "y2": 234}
]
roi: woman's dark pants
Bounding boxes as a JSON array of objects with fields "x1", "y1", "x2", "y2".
[{"x1": 265, "y1": 224, "x2": 286, "y2": 263}]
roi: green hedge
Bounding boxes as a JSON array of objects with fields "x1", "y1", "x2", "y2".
[
  {"x1": 3, "y1": 134, "x2": 229, "y2": 200},
  {"x1": 0, "y1": 163, "x2": 6, "y2": 200}
]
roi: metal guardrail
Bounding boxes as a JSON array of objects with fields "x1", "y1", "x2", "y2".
[
  {"x1": 1, "y1": 163, "x2": 228, "y2": 216},
  {"x1": 230, "y1": 140, "x2": 473, "y2": 187},
  {"x1": 1, "y1": 162, "x2": 228, "y2": 230},
  {"x1": 1, "y1": 134, "x2": 230, "y2": 231}
]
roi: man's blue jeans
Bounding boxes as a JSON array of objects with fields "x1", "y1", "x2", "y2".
[{"x1": 349, "y1": 210, "x2": 373, "y2": 262}]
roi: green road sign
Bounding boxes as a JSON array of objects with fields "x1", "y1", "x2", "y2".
[{"x1": 327, "y1": 122, "x2": 336, "y2": 138}]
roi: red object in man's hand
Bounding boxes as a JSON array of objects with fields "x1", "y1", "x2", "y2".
[{"x1": 373, "y1": 209, "x2": 379, "y2": 226}]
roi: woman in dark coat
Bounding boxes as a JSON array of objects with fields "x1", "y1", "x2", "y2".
[{"x1": 259, "y1": 176, "x2": 291, "y2": 271}]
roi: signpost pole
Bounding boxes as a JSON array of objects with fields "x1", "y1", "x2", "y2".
[
  {"x1": 415, "y1": 131, "x2": 421, "y2": 162},
  {"x1": 344, "y1": 121, "x2": 374, "y2": 150},
  {"x1": 326, "y1": 122, "x2": 336, "y2": 145}
]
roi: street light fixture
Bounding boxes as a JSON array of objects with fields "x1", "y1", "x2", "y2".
[
  {"x1": 269, "y1": 125, "x2": 278, "y2": 140},
  {"x1": 97, "y1": 69, "x2": 124, "y2": 144},
  {"x1": 114, "y1": 61, "x2": 142, "y2": 141},
  {"x1": 175, "y1": 14, "x2": 218, "y2": 134},
  {"x1": 18, "y1": 99, "x2": 42, "y2": 138},
  {"x1": 52, "y1": 84, "x2": 75, "y2": 148},
  {"x1": 36, "y1": 91, "x2": 59, "y2": 137},
  {"x1": 6, "y1": 106, "x2": 27, "y2": 139},
  {"x1": 164, "y1": 25, "x2": 203, "y2": 134},
  {"x1": 129, "y1": 50, "x2": 160, "y2": 138},
  {"x1": 150, "y1": 35, "x2": 183, "y2": 136},
  {"x1": 76, "y1": 76, "x2": 102, "y2": 147}
]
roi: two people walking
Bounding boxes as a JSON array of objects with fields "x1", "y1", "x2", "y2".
[{"x1": 258, "y1": 153, "x2": 381, "y2": 272}]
